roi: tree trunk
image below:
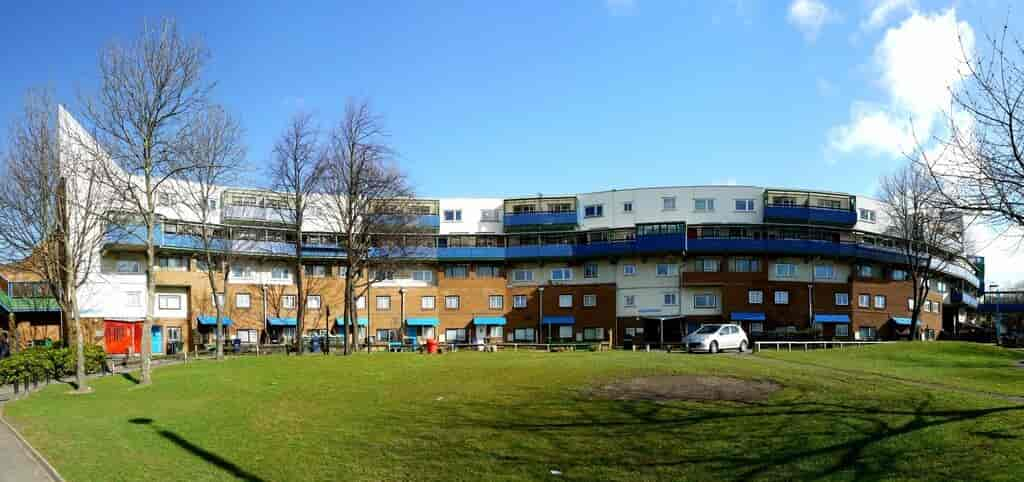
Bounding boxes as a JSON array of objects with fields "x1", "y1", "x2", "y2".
[
  {"x1": 294, "y1": 229, "x2": 305, "y2": 355},
  {"x1": 8, "y1": 312, "x2": 18, "y2": 355},
  {"x1": 70, "y1": 285, "x2": 88, "y2": 393},
  {"x1": 141, "y1": 230, "x2": 155, "y2": 385}
]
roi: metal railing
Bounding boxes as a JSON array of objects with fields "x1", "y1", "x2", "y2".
[{"x1": 755, "y1": 340, "x2": 890, "y2": 352}]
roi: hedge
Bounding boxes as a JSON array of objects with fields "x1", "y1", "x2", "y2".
[{"x1": 0, "y1": 344, "x2": 107, "y2": 386}]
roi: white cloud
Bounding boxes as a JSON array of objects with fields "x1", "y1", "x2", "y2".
[
  {"x1": 828, "y1": 8, "x2": 973, "y2": 157},
  {"x1": 968, "y1": 224, "x2": 1024, "y2": 288},
  {"x1": 864, "y1": 0, "x2": 915, "y2": 30},
  {"x1": 605, "y1": 0, "x2": 636, "y2": 15},
  {"x1": 787, "y1": 0, "x2": 839, "y2": 42}
]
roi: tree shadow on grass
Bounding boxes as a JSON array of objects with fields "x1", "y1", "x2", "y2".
[
  {"x1": 121, "y1": 373, "x2": 140, "y2": 385},
  {"x1": 129, "y1": 418, "x2": 265, "y2": 481}
]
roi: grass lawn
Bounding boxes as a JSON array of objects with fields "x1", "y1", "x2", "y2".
[{"x1": 5, "y1": 342, "x2": 1024, "y2": 481}]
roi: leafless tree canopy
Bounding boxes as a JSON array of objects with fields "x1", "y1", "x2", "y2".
[
  {"x1": 77, "y1": 18, "x2": 213, "y2": 384},
  {"x1": 322, "y1": 99, "x2": 414, "y2": 354},
  {"x1": 879, "y1": 163, "x2": 964, "y2": 338},
  {"x1": 919, "y1": 26, "x2": 1024, "y2": 236}
]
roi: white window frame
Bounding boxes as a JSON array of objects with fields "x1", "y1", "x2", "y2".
[
  {"x1": 558, "y1": 325, "x2": 573, "y2": 339},
  {"x1": 550, "y1": 268, "x2": 573, "y2": 281},
  {"x1": 734, "y1": 199, "x2": 755, "y2": 212},
  {"x1": 488, "y1": 295, "x2": 503, "y2": 310},
  {"x1": 662, "y1": 196, "x2": 676, "y2": 211},
  {"x1": 624, "y1": 295, "x2": 636, "y2": 307},
  {"x1": 583, "y1": 294, "x2": 597, "y2": 307},
  {"x1": 412, "y1": 270, "x2": 433, "y2": 282},
  {"x1": 443, "y1": 209, "x2": 462, "y2": 222},
  {"x1": 356, "y1": 296, "x2": 366, "y2": 309},
  {"x1": 622, "y1": 264, "x2": 637, "y2": 276},
  {"x1": 814, "y1": 264, "x2": 834, "y2": 280},
  {"x1": 775, "y1": 263, "x2": 797, "y2": 278},
  {"x1": 558, "y1": 294, "x2": 573, "y2": 308},
  {"x1": 748, "y1": 290, "x2": 763, "y2": 304},
  {"x1": 117, "y1": 260, "x2": 142, "y2": 274},
  {"x1": 511, "y1": 270, "x2": 534, "y2": 282},
  {"x1": 699, "y1": 259, "x2": 719, "y2": 273},
  {"x1": 656, "y1": 264, "x2": 679, "y2": 277},
  {"x1": 236, "y1": 293, "x2": 251, "y2": 309},
  {"x1": 874, "y1": 295, "x2": 886, "y2": 309},
  {"x1": 583, "y1": 204, "x2": 604, "y2": 218},
  {"x1": 835, "y1": 293, "x2": 850, "y2": 306},
  {"x1": 513, "y1": 294, "x2": 528, "y2": 309},
  {"x1": 774, "y1": 290, "x2": 790, "y2": 305},
  {"x1": 693, "y1": 293, "x2": 717, "y2": 309},
  {"x1": 157, "y1": 294, "x2": 181, "y2": 310},
  {"x1": 835, "y1": 324, "x2": 850, "y2": 337},
  {"x1": 445, "y1": 295, "x2": 460, "y2": 310},
  {"x1": 694, "y1": 198, "x2": 715, "y2": 212},
  {"x1": 859, "y1": 208, "x2": 877, "y2": 223},
  {"x1": 858, "y1": 294, "x2": 870, "y2": 308},
  {"x1": 307, "y1": 295, "x2": 322, "y2": 310},
  {"x1": 376, "y1": 296, "x2": 391, "y2": 311},
  {"x1": 421, "y1": 296, "x2": 435, "y2": 310},
  {"x1": 622, "y1": 201, "x2": 633, "y2": 213},
  {"x1": 583, "y1": 262, "x2": 599, "y2": 279},
  {"x1": 663, "y1": 293, "x2": 678, "y2": 306},
  {"x1": 126, "y1": 291, "x2": 142, "y2": 307},
  {"x1": 271, "y1": 266, "x2": 290, "y2": 281},
  {"x1": 282, "y1": 295, "x2": 296, "y2": 310}
]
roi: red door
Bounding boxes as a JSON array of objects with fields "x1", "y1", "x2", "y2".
[{"x1": 104, "y1": 321, "x2": 142, "y2": 355}]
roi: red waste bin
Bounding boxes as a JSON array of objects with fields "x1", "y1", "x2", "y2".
[{"x1": 426, "y1": 338, "x2": 438, "y2": 354}]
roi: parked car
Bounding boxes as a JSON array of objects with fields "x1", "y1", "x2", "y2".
[{"x1": 686, "y1": 324, "x2": 749, "y2": 353}]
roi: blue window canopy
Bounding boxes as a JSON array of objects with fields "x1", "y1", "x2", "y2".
[
  {"x1": 813, "y1": 314, "x2": 851, "y2": 324},
  {"x1": 731, "y1": 312, "x2": 766, "y2": 322},
  {"x1": 267, "y1": 317, "x2": 297, "y2": 327},
  {"x1": 473, "y1": 316, "x2": 507, "y2": 326},
  {"x1": 890, "y1": 317, "x2": 912, "y2": 326},
  {"x1": 197, "y1": 315, "x2": 233, "y2": 327},
  {"x1": 335, "y1": 317, "x2": 368, "y2": 326},
  {"x1": 406, "y1": 317, "x2": 439, "y2": 326},
  {"x1": 542, "y1": 315, "x2": 575, "y2": 325}
]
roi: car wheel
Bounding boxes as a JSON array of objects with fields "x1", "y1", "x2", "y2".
[
  {"x1": 739, "y1": 341, "x2": 747, "y2": 352},
  {"x1": 709, "y1": 341, "x2": 718, "y2": 354}
]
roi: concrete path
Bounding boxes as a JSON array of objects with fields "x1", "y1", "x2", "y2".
[{"x1": 0, "y1": 414, "x2": 60, "y2": 481}]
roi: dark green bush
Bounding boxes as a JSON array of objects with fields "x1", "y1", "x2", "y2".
[{"x1": 0, "y1": 344, "x2": 107, "y2": 386}]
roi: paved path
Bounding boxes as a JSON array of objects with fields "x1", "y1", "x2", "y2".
[{"x1": 0, "y1": 413, "x2": 59, "y2": 481}]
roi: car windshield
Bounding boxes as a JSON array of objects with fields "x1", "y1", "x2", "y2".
[{"x1": 694, "y1": 325, "x2": 721, "y2": 334}]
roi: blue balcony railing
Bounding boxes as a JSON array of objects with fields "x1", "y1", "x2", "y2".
[
  {"x1": 222, "y1": 205, "x2": 296, "y2": 224},
  {"x1": 437, "y1": 247, "x2": 506, "y2": 260},
  {"x1": 503, "y1": 211, "x2": 577, "y2": 228},
  {"x1": 951, "y1": 291, "x2": 979, "y2": 308},
  {"x1": 764, "y1": 205, "x2": 857, "y2": 226}
]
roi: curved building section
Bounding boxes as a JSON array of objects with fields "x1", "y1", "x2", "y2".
[{"x1": 85, "y1": 183, "x2": 982, "y2": 353}]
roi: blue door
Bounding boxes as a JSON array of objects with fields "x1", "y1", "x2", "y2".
[
  {"x1": 151, "y1": 326, "x2": 163, "y2": 354},
  {"x1": 407, "y1": 326, "x2": 418, "y2": 345}
]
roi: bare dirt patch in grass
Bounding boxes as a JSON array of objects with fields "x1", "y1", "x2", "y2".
[{"x1": 590, "y1": 375, "x2": 780, "y2": 402}]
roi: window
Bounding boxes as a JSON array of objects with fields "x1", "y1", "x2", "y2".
[
  {"x1": 583, "y1": 204, "x2": 604, "y2": 218},
  {"x1": 307, "y1": 295, "x2": 321, "y2": 310},
  {"x1": 694, "y1": 198, "x2": 715, "y2": 212},
  {"x1": 622, "y1": 201, "x2": 633, "y2": 213},
  {"x1": 421, "y1": 296, "x2": 435, "y2": 310},
  {"x1": 583, "y1": 294, "x2": 597, "y2": 307},
  {"x1": 215, "y1": 293, "x2": 225, "y2": 308},
  {"x1": 282, "y1": 295, "x2": 296, "y2": 310},
  {"x1": 376, "y1": 329, "x2": 396, "y2": 342},
  {"x1": 817, "y1": 199, "x2": 842, "y2": 210},
  {"x1": 374, "y1": 271, "x2": 395, "y2": 281},
  {"x1": 550, "y1": 268, "x2": 573, "y2": 281},
  {"x1": 443, "y1": 209, "x2": 462, "y2": 222},
  {"x1": 477, "y1": 266, "x2": 500, "y2": 278},
  {"x1": 208, "y1": 199, "x2": 218, "y2": 210},
  {"x1": 662, "y1": 196, "x2": 676, "y2": 210},
  {"x1": 858, "y1": 265, "x2": 874, "y2": 278},
  {"x1": 936, "y1": 281, "x2": 948, "y2": 293},
  {"x1": 157, "y1": 295, "x2": 181, "y2": 310},
  {"x1": 624, "y1": 295, "x2": 636, "y2": 307},
  {"x1": 117, "y1": 260, "x2": 142, "y2": 273},
  {"x1": 513, "y1": 295, "x2": 528, "y2": 308},
  {"x1": 305, "y1": 265, "x2": 327, "y2": 277},
  {"x1": 158, "y1": 257, "x2": 187, "y2": 269},
  {"x1": 489, "y1": 295, "x2": 504, "y2": 310},
  {"x1": 733, "y1": 258, "x2": 761, "y2": 272},
  {"x1": 774, "y1": 290, "x2": 790, "y2": 305},
  {"x1": 412, "y1": 270, "x2": 433, "y2": 282},
  {"x1": 874, "y1": 295, "x2": 886, "y2": 309},
  {"x1": 858, "y1": 294, "x2": 870, "y2": 308},
  {"x1": 158, "y1": 191, "x2": 173, "y2": 205},
  {"x1": 814, "y1": 264, "x2": 834, "y2": 280},
  {"x1": 858, "y1": 327, "x2": 876, "y2": 339},
  {"x1": 445, "y1": 265, "x2": 469, "y2": 279},
  {"x1": 376, "y1": 296, "x2": 390, "y2": 311},
  {"x1": 693, "y1": 294, "x2": 717, "y2": 309},
  {"x1": 750, "y1": 322, "x2": 764, "y2": 334},
  {"x1": 697, "y1": 259, "x2": 719, "y2": 273},
  {"x1": 748, "y1": 290, "x2": 763, "y2": 304},
  {"x1": 236, "y1": 293, "x2": 251, "y2": 309},
  {"x1": 337, "y1": 266, "x2": 348, "y2": 278},
  {"x1": 583, "y1": 262, "x2": 599, "y2": 279},
  {"x1": 835, "y1": 324, "x2": 850, "y2": 337},
  {"x1": 558, "y1": 325, "x2": 573, "y2": 339},
  {"x1": 735, "y1": 199, "x2": 755, "y2": 212},
  {"x1": 167, "y1": 327, "x2": 182, "y2": 342},
  {"x1": 623, "y1": 264, "x2": 637, "y2": 276},
  {"x1": 271, "y1": 266, "x2": 290, "y2": 280},
  {"x1": 558, "y1": 294, "x2": 573, "y2": 308},
  {"x1": 513, "y1": 328, "x2": 535, "y2": 342},
  {"x1": 775, "y1": 263, "x2": 797, "y2": 278},
  {"x1": 445, "y1": 328, "x2": 467, "y2": 343},
  {"x1": 583, "y1": 328, "x2": 603, "y2": 341},
  {"x1": 625, "y1": 327, "x2": 644, "y2": 337},
  {"x1": 656, "y1": 264, "x2": 679, "y2": 277},
  {"x1": 907, "y1": 298, "x2": 915, "y2": 310},
  {"x1": 480, "y1": 208, "x2": 499, "y2": 222},
  {"x1": 859, "y1": 208, "x2": 877, "y2": 222},
  {"x1": 356, "y1": 296, "x2": 366, "y2": 309},
  {"x1": 892, "y1": 269, "x2": 907, "y2": 281},
  {"x1": 663, "y1": 293, "x2": 678, "y2": 306},
  {"x1": 445, "y1": 295, "x2": 460, "y2": 309},
  {"x1": 835, "y1": 293, "x2": 850, "y2": 306},
  {"x1": 125, "y1": 291, "x2": 141, "y2": 308},
  {"x1": 511, "y1": 270, "x2": 534, "y2": 282}
]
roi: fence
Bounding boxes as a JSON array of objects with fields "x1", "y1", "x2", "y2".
[{"x1": 754, "y1": 340, "x2": 890, "y2": 352}]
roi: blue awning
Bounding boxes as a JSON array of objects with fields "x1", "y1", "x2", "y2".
[
  {"x1": 890, "y1": 317, "x2": 912, "y2": 326},
  {"x1": 267, "y1": 317, "x2": 297, "y2": 327},
  {"x1": 197, "y1": 316, "x2": 233, "y2": 327},
  {"x1": 335, "y1": 317, "x2": 368, "y2": 326},
  {"x1": 731, "y1": 312, "x2": 766, "y2": 322},
  {"x1": 814, "y1": 314, "x2": 851, "y2": 324},
  {"x1": 473, "y1": 316, "x2": 507, "y2": 326},
  {"x1": 406, "y1": 317, "x2": 439, "y2": 326},
  {"x1": 542, "y1": 315, "x2": 575, "y2": 325}
]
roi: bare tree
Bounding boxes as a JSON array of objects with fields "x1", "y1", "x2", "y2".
[
  {"x1": 322, "y1": 100, "x2": 415, "y2": 355},
  {"x1": 78, "y1": 18, "x2": 213, "y2": 384},
  {"x1": 269, "y1": 113, "x2": 326, "y2": 355},
  {"x1": 173, "y1": 106, "x2": 244, "y2": 360},
  {"x1": 879, "y1": 163, "x2": 964, "y2": 340},
  {"x1": 918, "y1": 26, "x2": 1024, "y2": 238},
  {"x1": 0, "y1": 90, "x2": 108, "y2": 391}
]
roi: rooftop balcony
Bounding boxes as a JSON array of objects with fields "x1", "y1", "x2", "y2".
[
  {"x1": 221, "y1": 204, "x2": 296, "y2": 225},
  {"x1": 763, "y1": 190, "x2": 857, "y2": 226},
  {"x1": 503, "y1": 196, "x2": 578, "y2": 232},
  {"x1": 950, "y1": 290, "x2": 979, "y2": 308}
]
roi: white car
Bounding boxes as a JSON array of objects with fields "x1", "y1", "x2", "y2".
[{"x1": 686, "y1": 323, "x2": 749, "y2": 353}]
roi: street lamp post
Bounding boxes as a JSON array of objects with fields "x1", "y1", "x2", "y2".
[
  {"x1": 538, "y1": 286, "x2": 545, "y2": 344},
  {"x1": 990, "y1": 284, "x2": 1001, "y2": 345}
]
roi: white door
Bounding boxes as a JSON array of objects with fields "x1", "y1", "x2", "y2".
[{"x1": 476, "y1": 325, "x2": 487, "y2": 342}]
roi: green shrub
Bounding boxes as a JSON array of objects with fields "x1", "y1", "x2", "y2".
[{"x1": 0, "y1": 344, "x2": 107, "y2": 386}]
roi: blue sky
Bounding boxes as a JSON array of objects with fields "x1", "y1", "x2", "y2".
[{"x1": 2, "y1": 0, "x2": 1022, "y2": 281}]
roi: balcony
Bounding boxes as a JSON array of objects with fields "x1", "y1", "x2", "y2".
[
  {"x1": 502, "y1": 211, "x2": 578, "y2": 230},
  {"x1": 950, "y1": 291, "x2": 979, "y2": 308},
  {"x1": 221, "y1": 205, "x2": 296, "y2": 225},
  {"x1": 437, "y1": 247, "x2": 506, "y2": 261},
  {"x1": 763, "y1": 205, "x2": 858, "y2": 226}
]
